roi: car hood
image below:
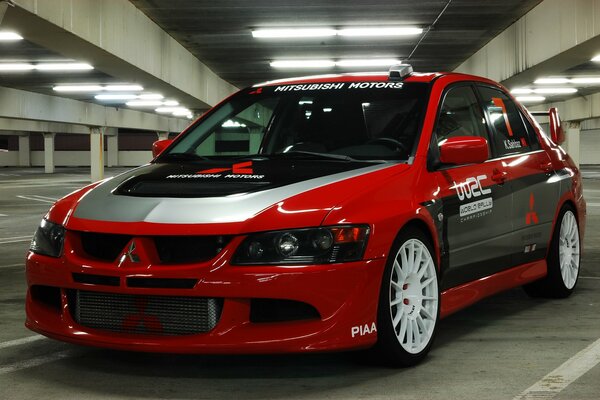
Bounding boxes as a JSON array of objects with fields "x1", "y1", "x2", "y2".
[{"x1": 63, "y1": 159, "x2": 409, "y2": 232}]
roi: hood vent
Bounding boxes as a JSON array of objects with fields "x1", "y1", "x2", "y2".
[{"x1": 115, "y1": 179, "x2": 271, "y2": 198}]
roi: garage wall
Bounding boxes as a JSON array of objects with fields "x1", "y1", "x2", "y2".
[
  {"x1": 581, "y1": 129, "x2": 600, "y2": 165},
  {"x1": 0, "y1": 151, "x2": 18, "y2": 166}
]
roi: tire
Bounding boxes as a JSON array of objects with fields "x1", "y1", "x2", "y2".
[
  {"x1": 524, "y1": 205, "x2": 581, "y2": 298},
  {"x1": 372, "y1": 227, "x2": 440, "y2": 367}
]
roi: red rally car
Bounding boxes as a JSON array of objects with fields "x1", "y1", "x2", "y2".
[{"x1": 26, "y1": 65, "x2": 586, "y2": 366}]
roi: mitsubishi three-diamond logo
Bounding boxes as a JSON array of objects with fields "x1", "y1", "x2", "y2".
[{"x1": 126, "y1": 240, "x2": 140, "y2": 263}]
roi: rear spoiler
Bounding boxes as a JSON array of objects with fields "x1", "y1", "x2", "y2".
[{"x1": 529, "y1": 107, "x2": 565, "y2": 145}]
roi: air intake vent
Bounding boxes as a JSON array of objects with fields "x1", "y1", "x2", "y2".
[
  {"x1": 154, "y1": 235, "x2": 231, "y2": 264},
  {"x1": 116, "y1": 180, "x2": 270, "y2": 198},
  {"x1": 69, "y1": 290, "x2": 222, "y2": 336},
  {"x1": 79, "y1": 232, "x2": 131, "y2": 262}
]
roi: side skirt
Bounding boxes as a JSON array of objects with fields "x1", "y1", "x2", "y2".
[{"x1": 440, "y1": 260, "x2": 547, "y2": 319}]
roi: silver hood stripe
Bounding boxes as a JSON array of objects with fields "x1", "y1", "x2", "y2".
[{"x1": 72, "y1": 163, "x2": 396, "y2": 224}]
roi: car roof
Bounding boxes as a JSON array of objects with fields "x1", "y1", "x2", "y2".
[{"x1": 252, "y1": 71, "x2": 505, "y2": 92}]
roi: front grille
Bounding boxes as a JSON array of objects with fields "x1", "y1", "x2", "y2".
[
  {"x1": 69, "y1": 290, "x2": 222, "y2": 336},
  {"x1": 79, "y1": 232, "x2": 131, "y2": 262},
  {"x1": 154, "y1": 236, "x2": 231, "y2": 264},
  {"x1": 76, "y1": 232, "x2": 229, "y2": 265},
  {"x1": 73, "y1": 273, "x2": 120, "y2": 286}
]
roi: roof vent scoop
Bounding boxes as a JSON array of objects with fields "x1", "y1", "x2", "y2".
[{"x1": 388, "y1": 64, "x2": 413, "y2": 81}]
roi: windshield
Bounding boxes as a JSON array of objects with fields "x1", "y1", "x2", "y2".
[{"x1": 162, "y1": 81, "x2": 429, "y2": 162}]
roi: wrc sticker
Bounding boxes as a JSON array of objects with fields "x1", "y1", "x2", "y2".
[{"x1": 351, "y1": 322, "x2": 377, "y2": 338}]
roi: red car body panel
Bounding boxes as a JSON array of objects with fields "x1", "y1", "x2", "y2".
[{"x1": 26, "y1": 71, "x2": 586, "y2": 354}]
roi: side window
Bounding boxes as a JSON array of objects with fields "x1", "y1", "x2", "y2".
[
  {"x1": 435, "y1": 85, "x2": 490, "y2": 148},
  {"x1": 477, "y1": 86, "x2": 533, "y2": 157}
]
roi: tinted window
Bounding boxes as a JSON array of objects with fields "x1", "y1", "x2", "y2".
[
  {"x1": 435, "y1": 85, "x2": 490, "y2": 149},
  {"x1": 164, "y1": 82, "x2": 428, "y2": 162},
  {"x1": 477, "y1": 86, "x2": 533, "y2": 157}
]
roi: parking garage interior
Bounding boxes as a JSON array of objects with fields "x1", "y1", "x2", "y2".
[{"x1": 1, "y1": 0, "x2": 600, "y2": 399}]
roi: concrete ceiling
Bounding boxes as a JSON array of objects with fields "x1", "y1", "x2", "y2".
[{"x1": 129, "y1": 0, "x2": 544, "y2": 88}]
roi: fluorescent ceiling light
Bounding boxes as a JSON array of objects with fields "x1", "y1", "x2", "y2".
[
  {"x1": 138, "y1": 93, "x2": 163, "y2": 100},
  {"x1": 105, "y1": 85, "x2": 144, "y2": 91},
  {"x1": 533, "y1": 87, "x2": 577, "y2": 94},
  {"x1": 570, "y1": 77, "x2": 600, "y2": 84},
  {"x1": 252, "y1": 27, "x2": 422, "y2": 38},
  {"x1": 35, "y1": 63, "x2": 93, "y2": 71},
  {"x1": 126, "y1": 100, "x2": 163, "y2": 107},
  {"x1": 336, "y1": 59, "x2": 401, "y2": 67},
  {"x1": 253, "y1": 28, "x2": 336, "y2": 38},
  {"x1": 53, "y1": 85, "x2": 103, "y2": 92},
  {"x1": 95, "y1": 94, "x2": 138, "y2": 100},
  {"x1": 0, "y1": 63, "x2": 35, "y2": 71},
  {"x1": 337, "y1": 27, "x2": 423, "y2": 36},
  {"x1": 534, "y1": 78, "x2": 569, "y2": 84},
  {"x1": 511, "y1": 88, "x2": 577, "y2": 95},
  {"x1": 0, "y1": 32, "x2": 23, "y2": 41},
  {"x1": 591, "y1": 55, "x2": 600, "y2": 62},
  {"x1": 172, "y1": 108, "x2": 191, "y2": 116},
  {"x1": 163, "y1": 100, "x2": 179, "y2": 106},
  {"x1": 516, "y1": 96, "x2": 546, "y2": 102},
  {"x1": 270, "y1": 60, "x2": 336, "y2": 69},
  {"x1": 511, "y1": 88, "x2": 533, "y2": 94}
]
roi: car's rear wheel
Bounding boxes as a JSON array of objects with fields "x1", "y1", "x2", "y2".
[
  {"x1": 524, "y1": 205, "x2": 580, "y2": 298},
  {"x1": 373, "y1": 227, "x2": 440, "y2": 367}
]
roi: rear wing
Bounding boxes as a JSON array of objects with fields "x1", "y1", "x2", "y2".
[{"x1": 529, "y1": 108, "x2": 565, "y2": 145}]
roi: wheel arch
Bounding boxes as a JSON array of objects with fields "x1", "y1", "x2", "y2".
[{"x1": 394, "y1": 216, "x2": 441, "y2": 271}]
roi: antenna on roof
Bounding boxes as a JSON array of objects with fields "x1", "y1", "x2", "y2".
[{"x1": 388, "y1": 64, "x2": 413, "y2": 81}]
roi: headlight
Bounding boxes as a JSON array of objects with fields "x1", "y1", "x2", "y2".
[
  {"x1": 30, "y1": 219, "x2": 65, "y2": 258},
  {"x1": 232, "y1": 225, "x2": 370, "y2": 265}
]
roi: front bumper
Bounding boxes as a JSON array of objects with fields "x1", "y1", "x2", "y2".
[{"x1": 25, "y1": 245, "x2": 386, "y2": 354}]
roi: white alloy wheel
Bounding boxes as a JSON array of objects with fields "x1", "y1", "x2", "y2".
[
  {"x1": 558, "y1": 210, "x2": 580, "y2": 289},
  {"x1": 389, "y1": 238, "x2": 438, "y2": 354}
]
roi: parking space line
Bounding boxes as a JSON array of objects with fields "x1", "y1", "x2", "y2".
[
  {"x1": 0, "y1": 263, "x2": 24, "y2": 269},
  {"x1": 0, "y1": 236, "x2": 32, "y2": 245},
  {"x1": 0, "y1": 335, "x2": 44, "y2": 350},
  {"x1": 15, "y1": 195, "x2": 55, "y2": 204},
  {"x1": 0, "y1": 351, "x2": 71, "y2": 375},
  {"x1": 580, "y1": 276, "x2": 600, "y2": 280},
  {"x1": 513, "y1": 337, "x2": 600, "y2": 400}
]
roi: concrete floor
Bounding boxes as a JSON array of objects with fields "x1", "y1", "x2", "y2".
[{"x1": 1, "y1": 166, "x2": 599, "y2": 400}]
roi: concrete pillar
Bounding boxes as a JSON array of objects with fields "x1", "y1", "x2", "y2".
[
  {"x1": 564, "y1": 121, "x2": 581, "y2": 167},
  {"x1": 90, "y1": 127, "x2": 104, "y2": 182},
  {"x1": 18, "y1": 134, "x2": 30, "y2": 167},
  {"x1": 0, "y1": 2, "x2": 8, "y2": 25},
  {"x1": 43, "y1": 133, "x2": 55, "y2": 173},
  {"x1": 157, "y1": 131, "x2": 169, "y2": 141},
  {"x1": 106, "y1": 133, "x2": 118, "y2": 167}
]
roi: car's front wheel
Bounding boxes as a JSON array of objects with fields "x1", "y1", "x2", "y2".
[
  {"x1": 374, "y1": 227, "x2": 440, "y2": 367},
  {"x1": 524, "y1": 205, "x2": 581, "y2": 298}
]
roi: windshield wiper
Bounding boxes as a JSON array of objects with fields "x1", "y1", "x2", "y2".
[
  {"x1": 262, "y1": 151, "x2": 355, "y2": 161},
  {"x1": 160, "y1": 152, "x2": 210, "y2": 161}
]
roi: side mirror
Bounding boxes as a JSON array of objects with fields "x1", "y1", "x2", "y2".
[
  {"x1": 152, "y1": 139, "x2": 173, "y2": 158},
  {"x1": 548, "y1": 107, "x2": 565, "y2": 145},
  {"x1": 439, "y1": 136, "x2": 489, "y2": 165}
]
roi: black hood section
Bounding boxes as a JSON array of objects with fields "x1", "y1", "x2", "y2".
[{"x1": 115, "y1": 159, "x2": 379, "y2": 198}]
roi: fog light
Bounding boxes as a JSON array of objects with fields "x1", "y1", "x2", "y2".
[{"x1": 276, "y1": 233, "x2": 299, "y2": 256}]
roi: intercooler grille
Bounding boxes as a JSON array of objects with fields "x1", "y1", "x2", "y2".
[{"x1": 69, "y1": 290, "x2": 222, "y2": 336}]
